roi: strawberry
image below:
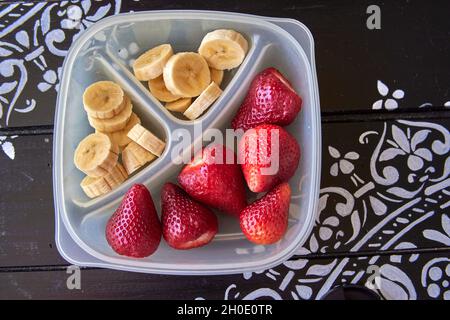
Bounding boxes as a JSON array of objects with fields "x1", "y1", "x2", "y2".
[
  {"x1": 238, "y1": 124, "x2": 300, "y2": 193},
  {"x1": 178, "y1": 144, "x2": 247, "y2": 216},
  {"x1": 105, "y1": 184, "x2": 161, "y2": 258},
  {"x1": 240, "y1": 182, "x2": 291, "y2": 245},
  {"x1": 231, "y1": 67, "x2": 302, "y2": 131},
  {"x1": 161, "y1": 183, "x2": 218, "y2": 249}
]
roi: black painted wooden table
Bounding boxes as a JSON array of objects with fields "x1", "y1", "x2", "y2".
[{"x1": 0, "y1": 0, "x2": 449, "y2": 300}]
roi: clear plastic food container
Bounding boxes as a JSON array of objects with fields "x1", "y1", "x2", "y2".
[{"x1": 53, "y1": 10, "x2": 321, "y2": 275}]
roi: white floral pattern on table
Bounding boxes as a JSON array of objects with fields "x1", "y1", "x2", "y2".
[{"x1": 0, "y1": 1, "x2": 121, "y2": 129}]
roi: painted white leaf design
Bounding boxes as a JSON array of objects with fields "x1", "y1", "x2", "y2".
[
  {"x1": 61, "y1": 18, "x2": 78, "y2": 30},
  {"x1": 2, "y1": 141, "x2": 15, "y2": 160},
  {"x1": 284, "y1": 259, "x2": 308, "y2": 270},
  {"x1": 319, "y1": 227, "x2": 333, "y2": 241},
  {"x1": 407, "y1": 154, "x2": 424, "y2": 171},
  {"x1": 323, "y1": 216, "x2": 339, "y2": 227},
  {"x1": 330, "y1": 162, "x2": 339, "y2": 176},
  {"x1": 442, "y1": 214, "x2": 450, "y2": 237},
  {"x1": 377, "y1": 80, "x2": 389, "y2": 96},
  {"x1": 346, "y1": 210, "x2": 361, "y2": 244},
  {"x1": 40, "y1": 6, "x2": 51, "y2": 34},
  {"x1": 384, "y1": 98, "x2": 398, "y2": 110},
  {"x1": 423, "y1": 230, "x2": 450, "y2": 246},
  {"x1": 392, "y1": 125, "x2": 410, "y2": 153},
  {"x1": 15, "y1": 30, "x2": 30, "y2": 48},
  {"x1": 81, "y1": 0, "x2": 91, "y2": 13},
  {"x1": 387, "y1": 187, "x2": 417, "y2": 199},
  {"x1": 318, "y1": 194, "x2": 329, "y2": 216},
  {"x1": 294, "y1": 247, "x2": 311, "y2": 256},
  {"x1": 309, "y1": 234, "x2": 318, "y2": 253},
  {"x1": 392, "y1": 89, "x2": 405, "y2": 99},
  {"x1": 379, "y1": 147, "x2": 405, "y2": 161},
  {"x1": 328, "y1": 146, "x2": 340, "y2": 158},
  {"x1": 306, "y1": 260, "x2": 337, "y2": 277},
  {"x1": 394, "y1": 242, "x2": 417, "y2": 250},
  {"x1": 372, "y1": 99, "x2": 383, "y2": 110},
  {"x1": 0, "y1": 47, "x2": 13, "y2": 57},
  {"x1": 339, "y1": 159, "x2": 354, "y2": 174},
  {"x1": 370, "y1": 196, "x2": 387, "y2": 216},
  {"x1": 38, "y1": 82, "x2": 52, "y2": 92},
  {"x1": 414, "y1": 148, "x2": 432, "y2": 161},
  {"x1": 295, "y1": 285, "x2": 312, "y2": 300},
  {"x1": 379, "y1": 278, "x2": 409, "y2": 300},
  {"x1": 344, "y1": 151, "x2": 359, "y2": 160},
  {"x1": 379, "y1": 264, "x2": 417, "y2": 300},
  {"x1": 0, "y1": 82, "x2": 17, "y2": 95},
  {"x1": 43, "y1": 70, "x2": 57, "y2": 84},
  {"x1": 411, "y1": 130, "x2": 431, "y2": 150}
]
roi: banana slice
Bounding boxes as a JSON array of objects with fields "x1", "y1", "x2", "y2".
[
  {"x1": 122, "y1": 141, "x2": 156, "y2": 175},
  {"x1": 210, "y1": 68, "x2": 224, "y2": 86},
  {"x1": 74, "y1": 133, "x2": 119, "y2": 177},
  {"x1": 96, "y1": 112, "x2": 141, "y2": 149},
  {"x1": 133, "y1": 44, "x2": 173, "y2": 81},
  {"x1": 83, "y1": 81, "x2": 125, "y2": 119},
  {"x1": 88, "y1": 95, "x2": 132, "y2": 133},
  {"x1": 148, "y1": 75, "x2": 181, "y2": 102},
  {"x1": 80, "y1": 163, "x2": 128, "y2": 198},
  {"x1": 127, "y1": 123, "x2": 166, "y2": 157},
  {"x1": 198, "y1": 29, "x2": 248, "y2": 70},
  {"x1": 165, "y1": 97, "x2": 192, "y2": 113},
  {"x1": 163, "y1": 52, "x2": 211, "y2": 97},
  {"x1": 183, "y1": 82, "x2": 222, "y2": 120}
]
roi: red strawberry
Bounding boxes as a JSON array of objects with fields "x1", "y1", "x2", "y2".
[
  {"x1": 178, "y1": 144, "x2": 247, "y2": 217},
  {"x1": 161, "y1": 183, "x2": 218, "y2": 250},
  {"x1": 232, "y1": 67, "x2": 302, "y2": 131},
  {"x1": 238, "y1": 124, "x2": 300, "y2": 193},
  {"x1": 106, "y1": 184, "x2": 161, "y2": 258},
  {"x1": 240, "y1": 182, "x2": 291, "y2": 245}
]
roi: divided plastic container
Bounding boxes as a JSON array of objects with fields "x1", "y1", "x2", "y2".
[{"x1": 53, "y1": 10, "x2": 321, "y2": 275}]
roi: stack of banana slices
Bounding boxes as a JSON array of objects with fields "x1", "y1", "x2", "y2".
[
  {"x1": 132, "y1": 29, "x2": 248, "y2": 120},
  {"x1": 74, "y1": 81, "x2": 166, "y2": 198}
]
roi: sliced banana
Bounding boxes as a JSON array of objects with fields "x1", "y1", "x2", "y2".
[
  {"x1": 127, "y1": 123, "x2": 166, "y2": 157},
  {"x1": 96, "y1": 112, "x2": 141, "y2": 149},
  {"x1": 198, "y1": 29, "x2": 248, "y2": 70},
  {"x1": 165, "y1": 97, "x2": 192, "y2": 113},
  {"x1": 80, "y1": 163, "x2": 128, "y2": 198},
  {"x1": 122, "y1": 141, "x2": 156, "y2": 175},
  {"x1": 148, "y1": 75, "x2": 181, "y2": 102},
  {"x1": 88, "y1": 95, "x2": 132, "y2": 133},
  {"x1": 83, "y1": 81, "x2": 124, "y2": 119},
  {"x1": 209, "y1": 68, "x2": 224, "y2": 86},
  {"x1": 80, "y1": 176, "x2": 110, "y2": 198},
  {"x1": 163, "y1": 52, "x2": 211, "y2": 97},
  {"x1": 183, "y1": 82, "x2": 222, "y2": 120},
  {"x1": 74, "y1": 133, "x2": 119, "y2": 177},
  {"x1": 133, "y1": 44, "x2": 173, "y2": 81}
]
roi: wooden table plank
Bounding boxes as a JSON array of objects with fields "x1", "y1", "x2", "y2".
[
  {"x1": 1, "y1": 0, "x2": 449, "y2": 128},
  {"x1": 1, "y1": 250, "x2": 448, "y2": 300},
  {"x1": 0, "y1": 134, "x2": 66, "y2": 266},
  {"x1": 0, "y1": 116, "x2": 448, "y2": 267}
]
